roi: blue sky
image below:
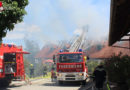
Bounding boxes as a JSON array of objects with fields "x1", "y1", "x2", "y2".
[{"x1": 3, "y1": 0, "x2": 110, "y2": 48}]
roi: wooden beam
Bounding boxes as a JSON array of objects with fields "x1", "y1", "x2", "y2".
[
  {"x1": 125, "y1": 34, "x2": 130, "y2": 36},
  {"x1": 112, "y1": 45, "x2": 130, "y2": 49},
  {"x1": 117, "y1": 0, "x2": 126, "y2": 6},
  {"x1": 120, "y1": 39, "x2": 130, "y2": 41}
]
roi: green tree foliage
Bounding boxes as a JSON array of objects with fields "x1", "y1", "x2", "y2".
[
  {"x1": 34, "y1": 63, "x2": 44, "y2": 77},
  {"x1": 0, "y1": 0, "x2": 28, "y2": 43},
  {"x1": 105, "y1": 54, "x2": 130, "y2": 90},
  {"x1": 34, "y1": 63, "x2": 55, "y2": 77},
  {"x1": 97, "y1": 44, "x2": 104, "y2": 50},
  {"x1": 86, "y1": 60, "x2": 100, "y2": 74}
]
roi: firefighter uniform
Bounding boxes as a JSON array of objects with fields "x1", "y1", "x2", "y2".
[{"x1": 93, "y1": 65, "x2": 106, "y2": 89}]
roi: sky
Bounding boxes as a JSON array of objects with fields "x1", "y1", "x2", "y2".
[{"x1": 3, "y1": 0, "x2": 111, "y2": 48}]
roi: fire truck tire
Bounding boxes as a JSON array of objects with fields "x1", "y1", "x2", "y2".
[
  {"x1": 82, "y1": 80, "x2": 86, "y2": 85},
  {"x1": 58, "y1": 81, "x2": 63, "y2": 85},
  {"x1": 0, "y1": 78, "x2": 12, "y2": 87}
]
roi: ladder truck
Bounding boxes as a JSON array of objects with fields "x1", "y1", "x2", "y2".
[{"x1": 53, "y1": 29, "x2": 89, "y2": 85}]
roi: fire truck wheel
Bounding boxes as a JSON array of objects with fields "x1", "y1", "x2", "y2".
[
  {"x1": 0, "y1": 78, "x2": 11, "y2": 87},
  {"x1": 82, "y1": 80, "x2": 86, "y2": 85},
  {"x1": 58, "y1": 81, "x2": 63, "y2": 85}
]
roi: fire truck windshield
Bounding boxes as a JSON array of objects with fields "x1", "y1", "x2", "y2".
[{"x1": 59, "y1": 54, "x2": 83, "y2": 63}]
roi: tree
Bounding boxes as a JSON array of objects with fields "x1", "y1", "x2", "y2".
[
  {"x1": 105, "y1": 54, "x2": 130, "y2": 90},
  {"x1": 0, "y1": 0, "x2": 28, "y2": 43},
  {"x1": 86, "y1": 60, "x2": 100, "y2": 74}
]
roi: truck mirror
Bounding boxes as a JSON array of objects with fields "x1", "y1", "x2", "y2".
[
  {"x1": 87, "y1": 56, "x2": 90, "y2": 60},
  {"x1": 84, "y1": 56, "x2": 90, "y2": 62},
  {"x1": 53, "y1": 55, "x2": 56, "y2": 63}
]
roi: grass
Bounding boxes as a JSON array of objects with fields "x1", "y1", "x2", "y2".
[{"x1": 25, "y1": 72, "x2": 51, "y2": 80}]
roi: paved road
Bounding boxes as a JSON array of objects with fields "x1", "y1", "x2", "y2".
[{"x1": 0, "y1": 79, "x2": 89, "y2": 90}]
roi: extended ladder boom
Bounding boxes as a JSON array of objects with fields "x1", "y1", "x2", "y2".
[{"x1": 69, "y1": 29, "x2": 87, "y2": 52}]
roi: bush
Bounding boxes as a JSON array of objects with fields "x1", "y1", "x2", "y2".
[
  {"x1": 104, "y1": 54, "x2": 130, "y2": 90},
  {"x1": 86, "y1": 60, "x2": 100, "y2": 74}
]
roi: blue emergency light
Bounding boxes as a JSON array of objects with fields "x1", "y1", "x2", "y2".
[
  {"x1": 8, "y1": 44, "x2": 12, "y2": 48},
  {"x1": 59, "y1": 49, "x2": 63, "y2": 52},
  {"x1": 79, "y1": 49, "x2": 82, "y2": 52}
]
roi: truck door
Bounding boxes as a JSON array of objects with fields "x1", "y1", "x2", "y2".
[
  {"x1": 16, "y1": 53, "x2": 26, "y2": 80},
  {"x1": 15, "y1": 51, "x2": 29, "y2": 80}
]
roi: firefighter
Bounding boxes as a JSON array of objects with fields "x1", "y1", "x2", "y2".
[
  {"x1": 51, "y1": 68, "x2": 56, "y2": 82},
  {"x1": 43, "y1": 66, "x2": 47, "y2": 76},
  {"x1": 93, "y1": 65, "x2": 106, "y2": 90},
  {"x1": 30, "y1": 64, "x2": 34, "y2": 78}
]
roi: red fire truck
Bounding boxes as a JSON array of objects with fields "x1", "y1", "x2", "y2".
[
  {"x1": 53, "y1": 50, "x2": 89, "y2": 85},
  {"x1": 0, "y1": 43, "x2": 29, "y2": 86},
  {"x1": 53, "y1": 29, "x2": 89, "y2": 85}
]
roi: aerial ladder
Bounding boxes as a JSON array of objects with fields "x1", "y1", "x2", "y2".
[{"x1": 69, "y1": 28, "x2": 88, "y2": 52}]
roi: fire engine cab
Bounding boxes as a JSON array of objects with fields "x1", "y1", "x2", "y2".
[{"x1": 54, "y1": 50, "x2": 88, "y2": 85}]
